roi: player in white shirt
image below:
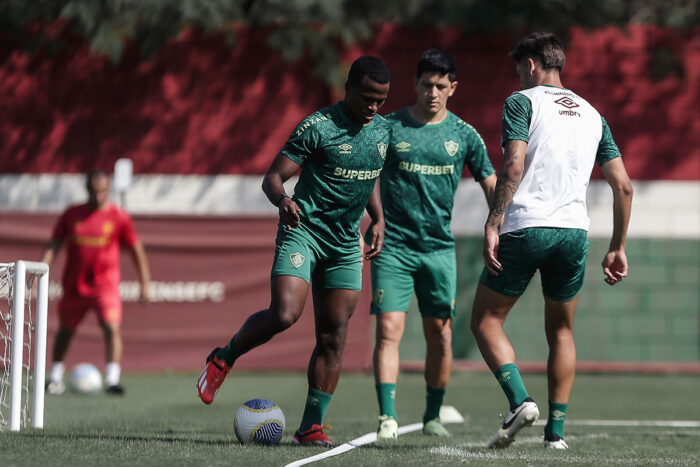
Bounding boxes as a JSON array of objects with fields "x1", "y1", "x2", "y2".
[{"x1": 470, "y1": 32, "x2": 633, "y2": 449}]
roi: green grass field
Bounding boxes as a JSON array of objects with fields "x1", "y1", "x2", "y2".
[{"x1": 2, "y1": 371, "x2": 699, "y2": 466}]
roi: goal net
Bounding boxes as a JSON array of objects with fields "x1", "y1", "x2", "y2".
[{"x1": 0, "y1": 261, "x2": 49, "y2": 431}]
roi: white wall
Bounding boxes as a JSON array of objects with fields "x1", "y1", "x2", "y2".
[{"x1": 1, "y1": 174, "x2": 697, "y2": 239}]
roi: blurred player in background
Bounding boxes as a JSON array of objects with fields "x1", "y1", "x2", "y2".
[
  {"x1": 197, "y1": 56, "x2": 391, "y2": 447},
  {"x1": 41, "y1": 170, "x2": 151, "y2": 395},
  {"x1": 371, "y1": 49, "x2": 496, "y2": 440},
  {"x1": 471, "y1": 32, "x2": 633, "y2": 449}
]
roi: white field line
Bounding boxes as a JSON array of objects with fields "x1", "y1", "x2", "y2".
[
  {"x1": 284, "y1": 423, "x2": 423, "y2": 467},
  {"x1": 284, "y1": 405, "x2": 464, "y2": 467},
  {"x1": 533, "y1": 419, "x2": 700, "y2": 427}
]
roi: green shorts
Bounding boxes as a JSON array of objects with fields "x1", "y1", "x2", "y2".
[
  {"x1": 370, "y1": 248, "x2": 456, "y2": 318},
  {"x1": 479, "y1": 227, "x2": 589, "y2": 302},
  {"x1": 271, "y1": 225, "x2": 362, "y2": 291}
]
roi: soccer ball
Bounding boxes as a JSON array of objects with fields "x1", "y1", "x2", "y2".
[
  {"x1": 233, "y1": 398, "x2": 285, "y2": 445},
  {"x1": 69, "y1": 363, "x2": 103, "y2": 395}
]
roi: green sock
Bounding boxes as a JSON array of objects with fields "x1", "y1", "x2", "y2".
[
  {"x1": 376, "y1": 383, "x2": 398, "y2": 419},
  {"x1": 423, "y1": 385, "x2": 446, "y2": 423},
  {"x1": 494, "y1": 363, "x2": 530, "y2": 411},
  {"x1": 216, "y1": 335, "x2": 242, "y2": 367},
  {"x1": 299, "y1": 388, "x2": 333, "y2": 432},
  {"x1": 544, "y1": 400, "x2": 568, "y2": 439}
]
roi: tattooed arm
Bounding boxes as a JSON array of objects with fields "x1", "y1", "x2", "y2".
[{"x1": 483, "y1": 140, "x2": 527, "y2": 275}]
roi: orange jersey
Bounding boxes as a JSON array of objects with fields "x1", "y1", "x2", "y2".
[{"x1": 52, "y1": 202, "x2": 138, "y2": 297}]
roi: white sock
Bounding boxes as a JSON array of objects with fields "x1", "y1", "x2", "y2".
[
  {"x1": 105, "y1": 362, "x2": 121, "y2": 386},
  {"x1": 50, "y1": 362, "x2": 65, "y2": 383}
]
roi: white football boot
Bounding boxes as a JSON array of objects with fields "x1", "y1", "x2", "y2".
[
  {"x1": 377, "y1": 415, "x2": 398, "y2": 440},
  {"x1": 544, "y1": 434, "x2": 569, "y2": 449},
  {"x1": 45, "y1": 380, "x2": 65, "y2": 395},
  {"x1": 488, "y1": 398, "x2": 540, "y2": 448}
]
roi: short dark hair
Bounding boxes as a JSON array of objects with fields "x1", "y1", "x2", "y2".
[
  {"x1": 510, "y1": 32, "x2": 566, "y2": 71},
  {"x1": 86, "y1": 169, "x2": 109, "y2": 189},
  {"x1": 347, "y1": 56, "x2": 390, "y2": 85},
  {"x1": 416, "y1": 49, "x2": 457, "y2": 82}
]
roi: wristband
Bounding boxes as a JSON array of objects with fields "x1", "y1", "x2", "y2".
[{"x1": 274, "y1": 193, "x2": 290, "y2": 207}]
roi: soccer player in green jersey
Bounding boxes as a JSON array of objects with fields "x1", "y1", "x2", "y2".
[
  {"x1": 471, "y1": 33, "x2": 633, "y2": 449},
  {"x1": 371, "y1": 49, "x2": 496, "y2": 440},
  {"x1": 197, "y1": 56, "x2": 392, "y2": 447}
]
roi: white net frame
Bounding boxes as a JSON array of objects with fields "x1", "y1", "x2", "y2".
[{"x1": 0, "y1": 261, "x2": 49, "y2": 431}]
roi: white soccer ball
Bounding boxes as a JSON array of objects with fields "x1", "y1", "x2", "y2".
[
  {"x1": 69, "y1": 363, "x2": 103, "y2": 395},
  {"x1": 234, "y1": 398, "x2": 285, "y2": 445}
]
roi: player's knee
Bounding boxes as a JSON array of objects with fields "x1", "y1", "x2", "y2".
[
  {"x1": 376, "y1": 313, "x2": 404, "y2": 342},
  {"x1": 377, "y1": 322, "x2": 402, "y2": 344},
  {"x1": 273, "y1": 312, "x2": 298, "y2": 331},
  {"x1": 470, "y1": 313, "x2": 484, "y2": 336},
  {"x1": 270, "y1": 306, "x2": 302, "y2": 330},
  {"x1": 426, "y1": 324, "x2": 452, "y2": 351},
  {"x1": 317, "y1": 326, "x2": 348, "y2": 353},
  {"x1": 100, "y1": 321, "x2": 120, "y2": 336},
  {"x1": 546, "y1": 324, "x2": 574, "y2": 344},
  {"x1": 321, "y1": 337, "x2": 346, "y2": 357}
]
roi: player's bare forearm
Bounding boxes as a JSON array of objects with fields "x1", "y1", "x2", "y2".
[
  {"x1": 39, "y1": 239, "x2": 61, "y2": 265},
  {"x1": 479, "y1": 174, "x2": 497, "y2": 210},
  {"x1": 263, "y1": 154, "x2": 302, "y2": 227},
  {"x1": 129, "y1": 242, "x2": 151, "y2": 302},
  {"x1": 601, "y1": 158, "x2": 633, "y2": 252},
  {"x1": 485, "y1": 140, "x2": 526, "y2": 229},
  {"x1": 600, "y1": 157, "x2": 633, "y2": 285},
  {"x1": 365, "y1": 179, "x2": 384, "y2": 223},
  {"x1": 262, "y1": 154, "x2": 300, "y2": 204},
  {"x1": 364, "y1": 180, "x2": 384, "y2": 259}
]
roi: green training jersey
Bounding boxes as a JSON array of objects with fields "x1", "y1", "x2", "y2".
[
  {"x1": 381, "y1": 108, "x2": 495, "y2": 253},
  {"x1": 280, "y1": 102, "x2": 391, "y2": 253}
]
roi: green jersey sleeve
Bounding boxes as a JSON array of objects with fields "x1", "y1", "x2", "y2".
[
  {"x1": 596, "y1": 116, "x2": 622, "y2": 166},
  {"x1": 501, "y1": 93, "x2": 532, "y2": 145},
  {"x1": 463, "y1": 124, "x2": 495, "y2": 182},
  {"x1": 280, "y1": 118, "x2": 322, "y2": 165}
]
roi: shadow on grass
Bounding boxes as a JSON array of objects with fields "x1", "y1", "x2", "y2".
[{"x1": 13, "y1": 430, "x2": 315, "y2": 449}]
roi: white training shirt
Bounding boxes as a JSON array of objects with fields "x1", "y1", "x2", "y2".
[{"x1": 501, "y1": 86, "x2": 604, "y2": 234}]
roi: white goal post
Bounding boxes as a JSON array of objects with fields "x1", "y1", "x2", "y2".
[{"x1": 0, "y1": 261, "x2": 49, "y2": 432}]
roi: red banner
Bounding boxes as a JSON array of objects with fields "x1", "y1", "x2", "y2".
[{"x1": 0, "y1": 213, "x2": 374, "y2": 372}]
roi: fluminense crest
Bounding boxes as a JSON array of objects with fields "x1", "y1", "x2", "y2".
[
  {"x1": 373, "y1": 289, "x2": 384, "y2": 305},
  {"x1": 444, "y1": 140, "x2": 459, "y2": 157},
  {"x1": 289, "y1": 252, "x2": 305, "y2": 268},
  {"x1": 377, "y1": 141, "x2": 387, "y2": 159}
]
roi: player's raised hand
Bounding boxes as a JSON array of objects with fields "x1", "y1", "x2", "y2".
[
  {"x1": 364, "y1": 218, "x2": 385, "y2": 260},
  {"x1": 602, "y1": 249, "x2": 627, "y2": 285},
  {"x1": 483, "y1": 226, "x2": 502, "y2": 275},
  {"x1": 278, "y1": 196, "x2": 301, "y2": 228}
]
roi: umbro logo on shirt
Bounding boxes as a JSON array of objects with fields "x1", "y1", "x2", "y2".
[
  {"x1": 338, "y1": 143, "x2": 352, "y2": 154},
  {"x1": 395, "y1": 141, "x2": 411, "y2": 152},
  {"x1": 554, "y1": 97, "x2": 579, "y2": 109},
  {"x1": 554, "y1": 96, "x2": 582, "y2": 117}
]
